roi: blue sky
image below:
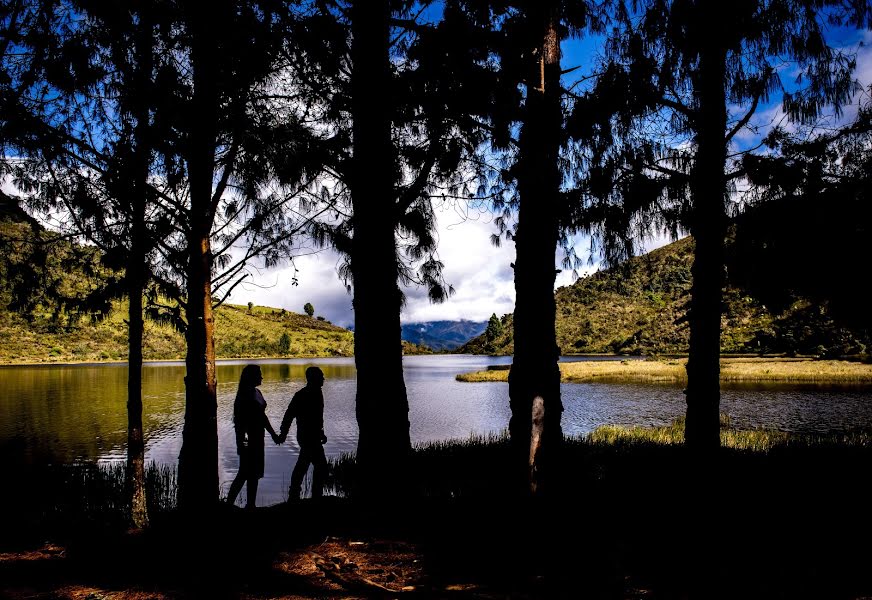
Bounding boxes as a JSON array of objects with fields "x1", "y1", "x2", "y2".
[{"x1": 231, "y1": 16, "x2": 872, "y2": 328}]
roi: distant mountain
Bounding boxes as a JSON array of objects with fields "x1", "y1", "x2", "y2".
[{"x1": 401, "y1": 320, "x2": 487, "y2": 351}]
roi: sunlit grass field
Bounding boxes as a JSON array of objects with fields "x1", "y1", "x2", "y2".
[
  {"x1": 456, "y1": 357, "x2": 872, "y2": 384},
  {"x1": 0, "y1": 301, "x2": 354, "y2": 364}
]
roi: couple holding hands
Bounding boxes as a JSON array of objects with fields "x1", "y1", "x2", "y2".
[{"x1": 227, "y1": 364, "x2": 328, "y2": 509}]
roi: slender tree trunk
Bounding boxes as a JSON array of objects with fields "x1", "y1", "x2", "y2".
[
  {"x1": 177, "y1": 4, "x2": 219, "y2": 510},
  {"x1": 684, "y1": 14, "x2": 727, "y2": 451},
  {"x1": 126, "y1": 6, "x2": 152, "y2": 528},
  {"x1": 127, "y1": 271, "x2": 148, "y2": 526},
  {"x1": 350, "y1": 0, "x2": 411, "y2": 497},
  {"x1": 127, "y1": 164, "x2": 149, "y2": 528},
  {"x1": 508, "y1": 5, "x2": 563, "y2": 496}
]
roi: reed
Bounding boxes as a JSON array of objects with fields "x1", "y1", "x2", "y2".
[{"x1": 5, "y1": 461, "x2": 177, "y2": 535}]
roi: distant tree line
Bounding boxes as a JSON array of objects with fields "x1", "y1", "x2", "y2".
[{"x1": 2, "y1": 0, "x2": 869, "y2": 520}]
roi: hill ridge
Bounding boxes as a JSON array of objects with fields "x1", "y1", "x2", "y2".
[{"x1": 460, "y1": 236, "x2": 869, "y2": 357}]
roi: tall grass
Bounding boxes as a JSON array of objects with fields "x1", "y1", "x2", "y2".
[
  {"x1": 327, "y1": 432, "x2": 514, "y2": 499},
  {"x1": 5, "y1": 461, "x2": 177, "y2": 536},
  {"x1": 326, "y1": 419, "x2": 872, "y2": 500},
  {"x1": 586, "y1": 415, "x2": 796, "y2": 451}
]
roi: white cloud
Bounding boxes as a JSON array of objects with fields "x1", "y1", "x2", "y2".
[
  {"x1": 400, "y1": 203, "x2": 516, "y2": 323},
  {"x1": 227, "y1": 197, "x2": 689, "y2": 328},
  {"x1": 230, "y1": 204, "x2": 519, "y2": 327},
  {"x1": 229, "y1": 249, "x2": 354, "y2": 326}
]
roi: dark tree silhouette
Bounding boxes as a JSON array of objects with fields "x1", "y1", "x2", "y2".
[
  {"x1": 456, "y1": 0, "x2": 598, "y2": 494},
  {"x1": 732, "y1": 89, "x2": 872, "y2": 339},
  {"x1": 348, "y1": 0, "x2": 416, "y2": 492},
  {"x1": 170, "y1": 0, "x2": 325, "y2": 509},
  {"x1": 507, "y1": 1, "x2": 564, "y2": 496},
  {"x1": 78, "y1": 0, "x2": 165, "y2": 528},
  {"x1": 579, "y1": 0, "x2": 865, "y2": 450},
  {"x1": 4, "y1": 0, "x2": 327, "y2": 512},
  {"x1": 287, "y1": 1, "x2": 493, "y2": 495},
  {"x1": 1, "y1": 0, "x2": 177, "y2": 526}
]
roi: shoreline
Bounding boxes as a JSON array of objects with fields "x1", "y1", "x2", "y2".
[
  {"x1": 457, "y1": 357, "x2": 872, "y2": 384},
  {"x1": 0, "y1": 351, "x2": 466, "y2": 368},
  {"x1": 0, "y1": 356, "x2": 341, "y2": 368}
]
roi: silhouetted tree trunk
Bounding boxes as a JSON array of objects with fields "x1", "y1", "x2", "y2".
[
  {"x1": 508, "y1": 5, "x2": 563, "y2": 495},
  {"x1": 126, "y1": 259, "x2": 148, "y2": 525},
  {"x1": 124, "y1": 4, "x2": 152, "y2": 529},
  {"x1": 177, "y1": 3, "x2": 219, "y2": 510},
  {"x1": 350, "y1": 0, "x2": 411, "y2": 495},
  {"x1": 684, "y1": 9, "x2": 727, "y2": 451}
]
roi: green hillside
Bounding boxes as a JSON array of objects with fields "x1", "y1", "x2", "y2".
[
  {"x1": 0, "y1": 299, "x2": 356, "y2": 364},
  {"x1": 0, "y1": 214, "x2": 442, "y2": 363},
  {"x1": 0, "y1": 214, "x2": 361, "y2": 363},
  {"x1": 461, "y1": 237, "x2": 869, "y2": 357}
]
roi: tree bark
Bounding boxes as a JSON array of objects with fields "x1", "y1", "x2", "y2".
[
  {"x1": 684, "y1": 8, "x2": 727, "y2": 451},
  {"x1": 177, "y1": 3, "x2": 220, "y2": 510},
  {"x1": 127, "y1": 272, "x2": 148, "y2": 526},
  {"x1": 508, "y1": 5, "x2": 563, "y2": 496},
  {"x1": 126, "y1": 5, "x2": 152, "y2": 528},
  {"x1": 350, "y1": 0, "x2": 411, "y2": 497}
]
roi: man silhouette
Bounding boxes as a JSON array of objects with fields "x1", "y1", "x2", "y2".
[{"x1": 278, "y1": 366, "x2": 328, "y2": 500}]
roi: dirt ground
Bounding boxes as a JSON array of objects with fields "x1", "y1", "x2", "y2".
[
  {"x1": 5, "y1": 457, "x2": 872, "y2": 600},
  {"x1": 0, "y1": 498, "x2": 646, "y2": 599}
]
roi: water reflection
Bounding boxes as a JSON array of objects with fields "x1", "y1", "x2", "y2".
[{"x1": 2, "y1": 355, "x2": 871, "y2": 506}]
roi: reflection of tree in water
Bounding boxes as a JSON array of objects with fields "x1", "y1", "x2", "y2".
[
  {"x1": 1, "y1": 365, "x2": 185, "y2": 466},
  {"x1": 215, "y1": 362, "x2": 357, "y2": 387},
  {"x1": 0, "y1": 361, "x2": 362, "y2": 469}
]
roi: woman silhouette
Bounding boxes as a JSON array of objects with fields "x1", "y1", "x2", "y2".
[{"x1": 226, "y1": 364, "x2": 280, "y2": 509}]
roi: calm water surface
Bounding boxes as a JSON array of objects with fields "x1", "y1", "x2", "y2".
[{"x1": 2, "y1": 355, "x2": 871, "y2": 505}]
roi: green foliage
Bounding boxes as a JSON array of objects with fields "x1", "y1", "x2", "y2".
[
  {"x1": 0, "y1": 300, "x2": 354, "y2": 364},
  {"x1": 247, "y1": 302, "x2": 253, "y2": 314},
  {"x1": 5, "y1": 461, "x2": 176, "y2": 534},
  {"x1": 485, "y1": 313, "x2": 503, "y2": 341},
  {"x1": 328, "y1": 423, "x2": 872, "y2": 500},
  {"x1": 303, "y1": 302, "x2": 314, "y2": 317},
  {"x1": 460, "y1": 237, "x2": 871, "y2": 356},
  {"x1": 278, "y1": 332, "x2": 291, "y2": 355},
  {"x1": 0, "y1": 220, "x2": 119, "y2": 330}
]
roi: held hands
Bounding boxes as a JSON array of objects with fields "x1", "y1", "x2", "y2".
[
  {"x1": 320, "y1": 432, "x2": 327, "y2": 445},
  {"x1": 271, "y1": 431, "x2": 283, "y2": 445}
]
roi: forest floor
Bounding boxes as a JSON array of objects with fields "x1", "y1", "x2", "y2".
[
  {"x1": 0, "y1": 497, "x2": 782, "y2": 600},
  {"x1": 5, "y1": 434, "x2": 872, "y2": 599},
  {"x1": 3, "y1": 494, "x2": 872, "y2": 599}
]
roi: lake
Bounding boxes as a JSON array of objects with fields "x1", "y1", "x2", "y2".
[{"x1": 2, "y1": 354, "x2": 871, "y2": 506}]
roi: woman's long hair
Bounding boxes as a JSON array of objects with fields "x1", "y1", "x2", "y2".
[{"x1": 233, "y1": 365, "x2": 262, "y2": 427}]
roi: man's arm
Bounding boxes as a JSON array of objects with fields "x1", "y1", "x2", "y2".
[{"x1": 278, "y1": 394, "x2": 298, "y2": 442}]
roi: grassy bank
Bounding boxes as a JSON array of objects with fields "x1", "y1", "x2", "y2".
[
  {"x1": 5, "y1": 422, "x2": 872, "y2": 598},
  {"x1": 2, "y1": 461, "x2": 177, "y2": 545},
  {"x1": 0, "y1": 301, "x2": 357, "y2": 365},
  {"x1": 456, "y1": 357, "x2": 872, "y2": 384},
  {"x1": 588, "y1": 414, "x2": 872, "y2": 451}
]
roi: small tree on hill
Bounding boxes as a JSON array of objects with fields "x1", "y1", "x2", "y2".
[
  {"x1": 486, "y1": 313, "x2": 503, "y2": 341},
  {"x1": 303, "y1": 302, "x2": 314, "y2": 317},
  {"x1": 278, "y1": 332, "x2": 291, "y2": 355}
]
